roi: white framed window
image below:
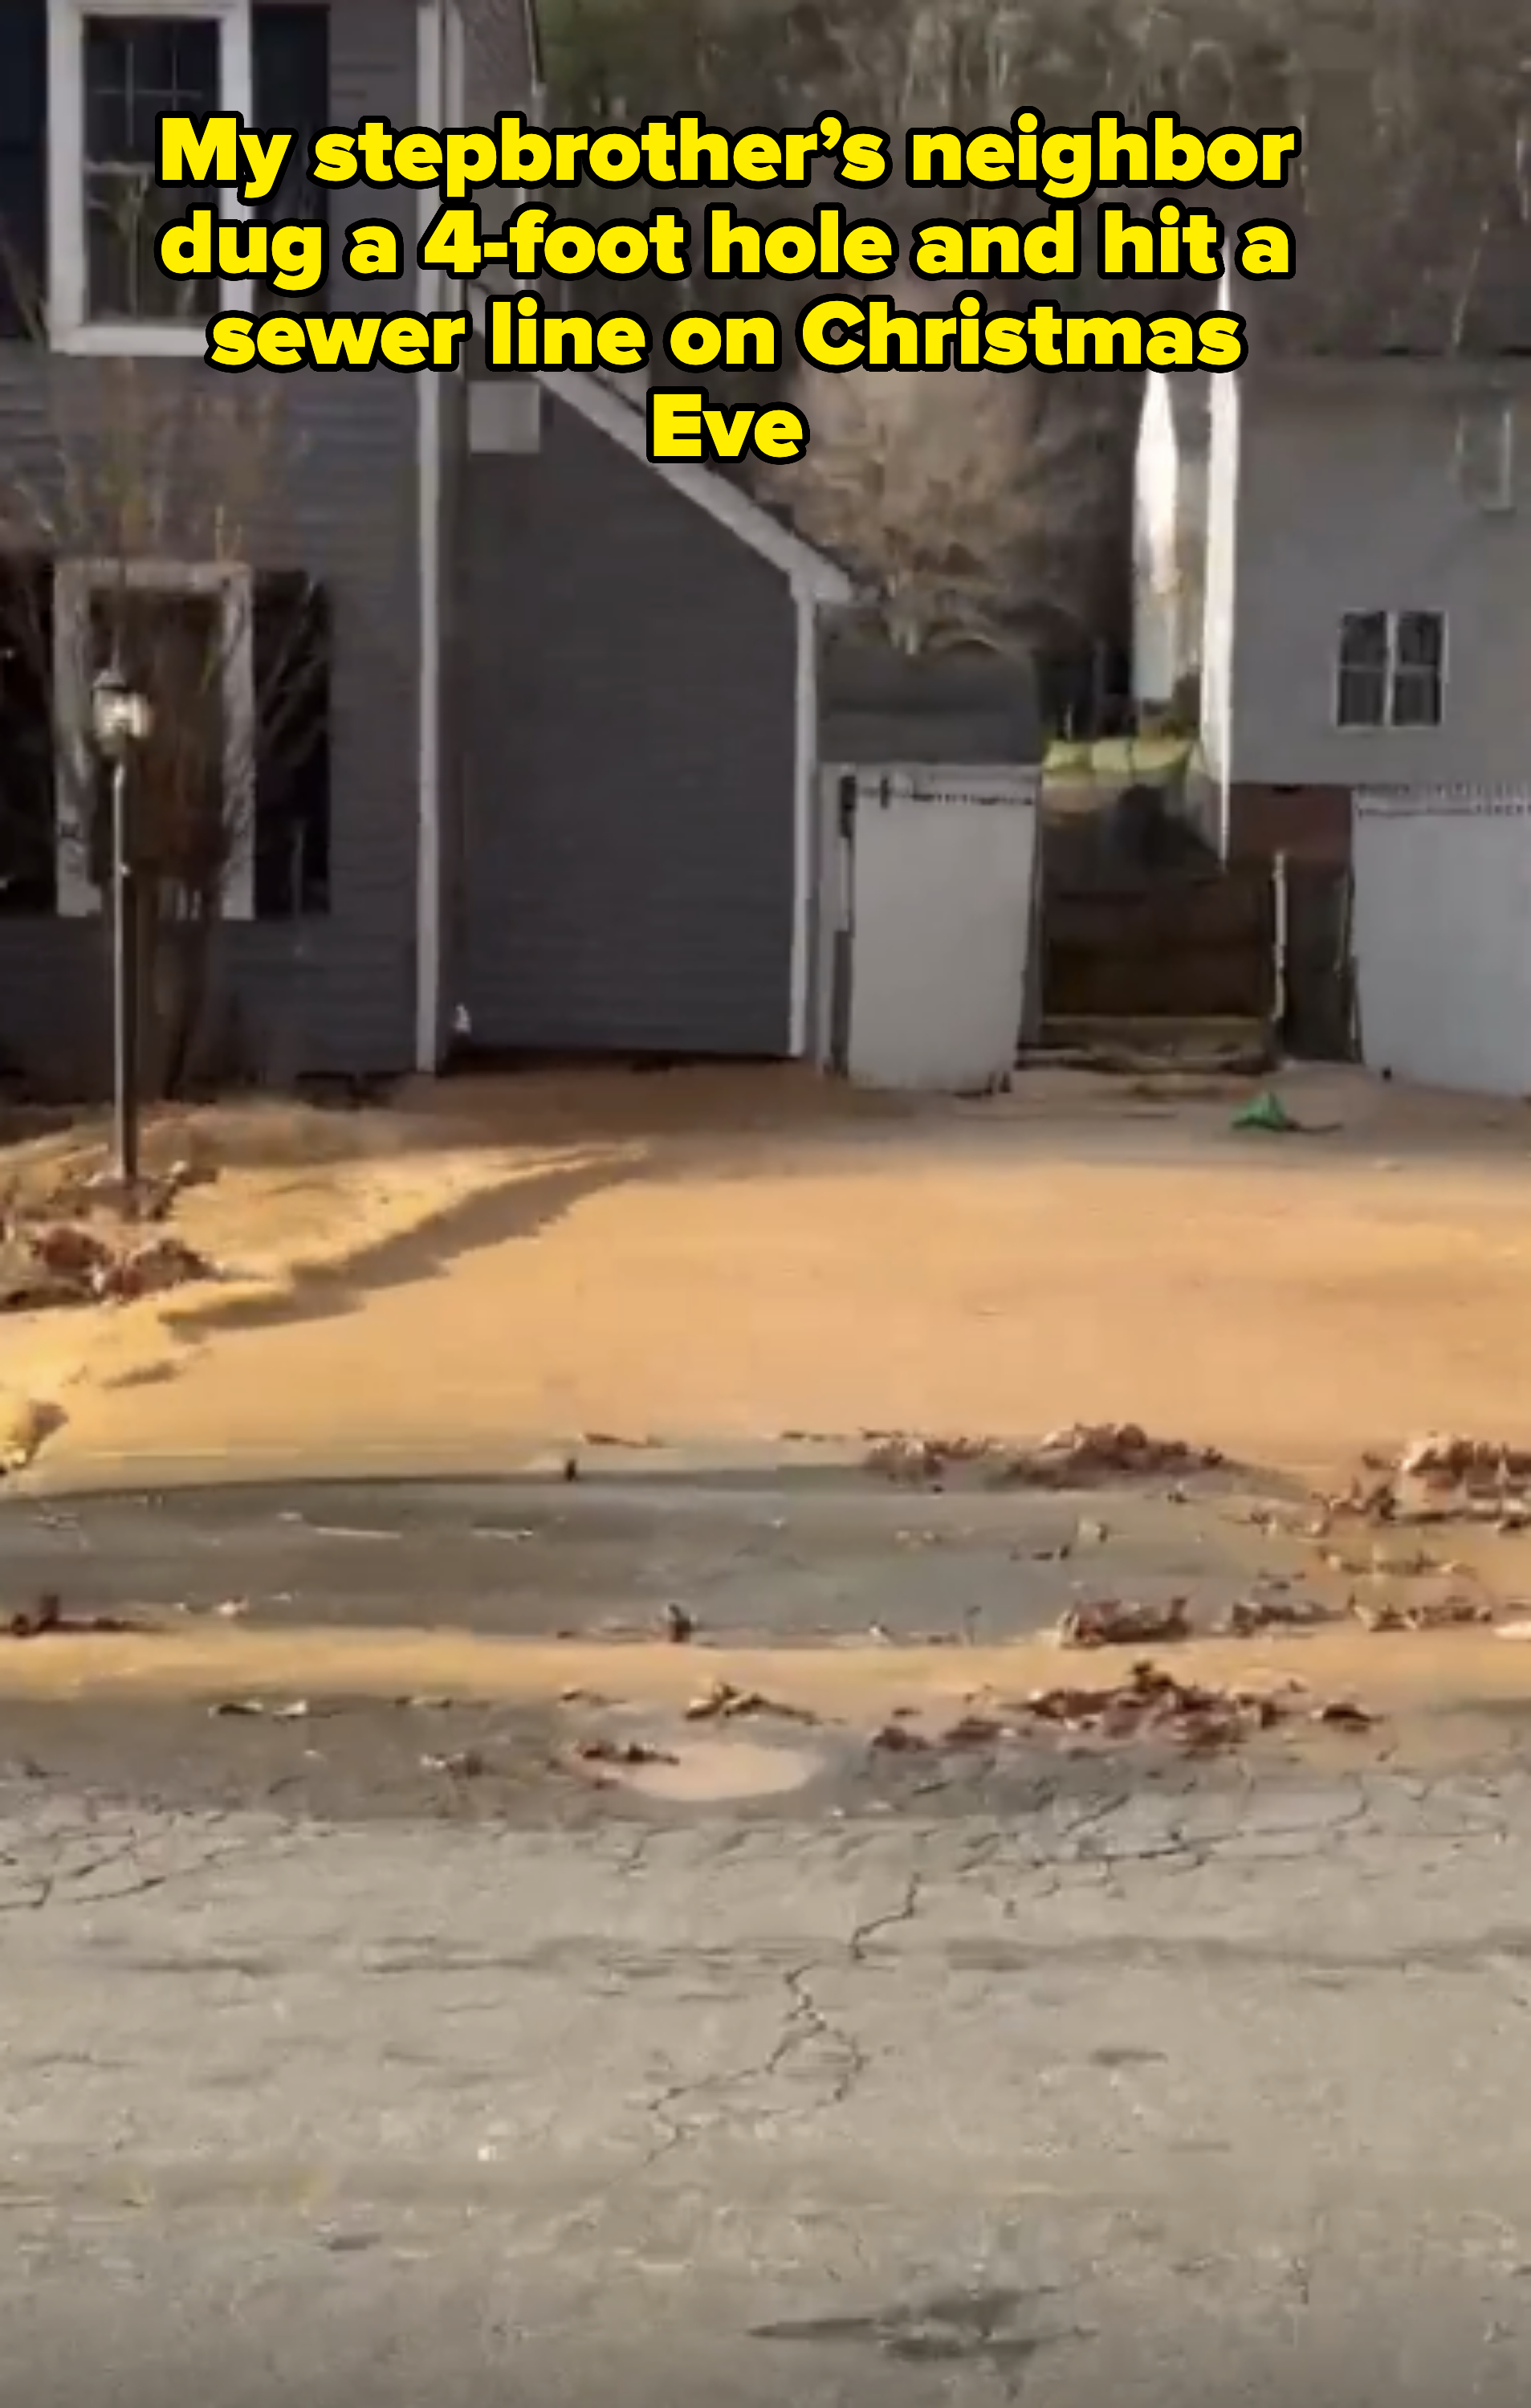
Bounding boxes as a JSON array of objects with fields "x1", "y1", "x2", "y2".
[
  {"x1": 1455, "y1": 395, "x2": 1515, "y2": 513},
  {"x1": 53, "y1": 556, "x2": 255, "y2": 915},
  {"x1": 48, "y1": 0, "x2": 254, "y2": 355},
  {"x1": 1335, "y1": 609, "x2": 1446, "y2": 731}
]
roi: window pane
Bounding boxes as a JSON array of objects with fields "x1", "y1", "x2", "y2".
[
  {"x1": 1338, "y1": 610, "x2": 1388, "y2": 668},
  {"x1": 1395, "y1": 610, "x2": 1443, "y2": 669},
  {"x1": 88, "y1": 167, "x2": 212, "y2": 317},
  {"x1": 1338, "y1": 666, "x2": 1387, "y2": 727},
  {"x1": 83, "y1": 17, "x2": 221, "y2": 320},
  {"x1": 84, "y1": 18, "x2": 219, "y2": 160},
  {"x1": 1391, "y1": 668, "x2": 1442, "y2": 728}
]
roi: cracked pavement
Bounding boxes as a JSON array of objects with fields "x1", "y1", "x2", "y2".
[
  {"x1": 8, "y1": 1752, "x2": 1531, "y2": 2404},
  {"x1": 9, "y1": 1471, "x2": 1531, "y2": 2402}
]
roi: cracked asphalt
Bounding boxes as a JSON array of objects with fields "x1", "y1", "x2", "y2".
[{"x1": 8, "y1": 1480, "x2": 1531, "y2": 2402}]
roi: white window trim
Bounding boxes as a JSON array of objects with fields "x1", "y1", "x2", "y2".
[
  {"x1": 54, "y1": 557, "x2": 256, "y2": 919},
  {"x1": 1334, "y1": 609, "x2": 1448, "y2": 733},
  {"x1": 48, "y1": 0, "x2": 254, "y2": 356}
]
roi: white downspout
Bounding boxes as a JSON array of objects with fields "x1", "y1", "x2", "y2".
[
  {"x1": 413, "y1": 0, "x2": 446, "y2": 1072},
  {"x1": 788, "y1": 575, "x2": 818, "y2": 1058}
]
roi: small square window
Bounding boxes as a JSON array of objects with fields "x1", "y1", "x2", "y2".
[{"x1": 1337, "y1": 609, "x2": 1445, "y2": 731}]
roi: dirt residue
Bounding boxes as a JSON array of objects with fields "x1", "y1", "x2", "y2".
[{"x1": 6, "y1": 1064, "x2": 1531, "y2": 1494}]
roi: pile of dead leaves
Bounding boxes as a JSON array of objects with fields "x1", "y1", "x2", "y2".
[
  {"x1": 997, "y1": 1423, "x2": 1226, "y2": 1488},
  {"x1": 1055, "y1": 1596, "x2": 1192, "y2": 1648},
  {"x1": 1053, "y1": 1590, "x2": 1334, "y2": 1648},
  {"x1": 1336, "y1": 1433, "x2": 1531, "y2": 1527},
  {"x1": 1017, "y1": 1660, "x2": 1374, "y2": 1753},
  {"x1": 0, "y1": 1218, "x2": 213, "y2": 1311},
  {"x1": 869, "y1": 1660, "x2": 1377, "y2": 1759},
  {"x1": 864, "y1": 1422, "x2": 1224, "y2": 1491}
]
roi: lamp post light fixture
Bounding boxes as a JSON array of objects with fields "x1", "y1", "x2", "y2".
[{"x1": 91, "y1": 665, "x2": 153, "y2": 1194}]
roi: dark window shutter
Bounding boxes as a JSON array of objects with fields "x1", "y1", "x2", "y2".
[
  {"x1": 253, "y1": 6, "x2": 331, "y2": 308},
  {"x1": 252, "y1": 6, "x2": 331, "y2": 185},
  {"x1": 254, "y1": 572, "x2": 331, "y2": 919},
  {"x1": 0, "y1": 0, "x2": 47, "y2": 341},
  {"x1": 0, "y1": 557, "x2": 55, "y2": 915}
]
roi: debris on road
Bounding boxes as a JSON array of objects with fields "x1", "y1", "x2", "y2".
[
  {"x1": 994, "y1": 1423, "x2": 1225, "y2": 1489},
  {"x1": 1055, "y1": 1595, "x2": 1191, "y2": 1648},
  {"x1": 6, "y1": 1593, "x2": 140, "y2": 1637},
  {"x1": 864, "y1": 1422, "x2": 1224, "y2": 1491},
  {"x1": 1220, "y1": 1592, "x2": 1335, "y2": 1635},
  {"x1": 683, "y1": 1679, "x2": 820, "y2": 1725},
  {"x1": 7, "y1": 1593, "x2": 59, "y2": 1638},
  {"x1": 0, "y1": 1214, "x2": 214, "y2": 1311},
  {"x1": 1350, "y1": 1591, "x2": 1496, "y2": 1632},
  {"x1": 941, "y1": 1713, "x2": 1008, "y2": 1746},
  {"x1": 210, "y1": 1697, "x2": 313, "y2": 1721},
  {"x1": 1018, "y1": 1660, "x2": 1283, "y2": 1750},
  {"x1": 1311, "y1": 1700, "x2": 1375, "y2": 1730},
  {"x1": 1336, "y1": 1434, "x2": 1531, "y2": 1525},
  {"x1": 1002, "y1": 1658, "x2": 1371, "y2": 1754},
  {"x1": 421, "y1": 1747, "x2": 488, "y2": 1776},
  {"x1": 573, "y1": 1738, "x2": 679, "y2": 1767},
  {"x1": 662, "y1": 1602, "x2": 697, "y2": 1644},
  {"x1": 869, "y1": 1721, "x2": 932, "y2": 1753}
]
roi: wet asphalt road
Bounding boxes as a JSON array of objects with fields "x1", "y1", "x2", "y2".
[{"x1": 0, "y1": 1470, "x2": 1301, "y2": 1644}]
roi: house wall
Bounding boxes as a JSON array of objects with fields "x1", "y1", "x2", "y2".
[
  {"x1": 453, "y1": 393, "x2": 799, "y2": 1056},
  {"x1": 1223, "y1": 359, "x2": 1531, "y2": 799},
  {"x1": 0, "y1": 0, "x2": 433, "y2": 1094}
]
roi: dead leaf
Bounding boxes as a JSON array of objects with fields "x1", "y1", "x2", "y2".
[
  {"x1": 421, "y1": 1748, "x2": 487, "y2": 1776},
  {"x1": 574, "y1": 1738, "x2": 679, "y2": 1766},
  {"x1": 1312, "y1": 1700, "x2": 1375, "y2": 1730},
  {"x1": 941, "y1": 1713, "x2": 1008, "y2": 1746},
  {"x1": 1222, "y1": 1594, "x2": 1334, "y2": 1635},
  {"x1": 7, "y1": 1593, "x2": 60, "y2": 1639},
  {"x1": 1055, "y1": 1596, "x2": 1191, "y2": 1649},
  {"x1": 870, "y1": 1721, "x2": 931, "y2": 1753},
  {"x1": 684, "y1": 1680, "x2": 818, "y2": 1725}
]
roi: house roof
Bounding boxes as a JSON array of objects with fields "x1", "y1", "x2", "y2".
[{"x1": 538, "y1": 372, "x2": 855, "y2": 603}]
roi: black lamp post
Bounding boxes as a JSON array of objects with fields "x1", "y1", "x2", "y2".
[{"x1": 91, "y1": 665, "x2": 152, "y2": 1193}]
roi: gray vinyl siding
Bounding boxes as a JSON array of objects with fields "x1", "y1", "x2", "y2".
[
  {"x1": 454, "y1": 393, "x2": 798, "y2": 1057},
  {"x1": 0, "y1": 0, "x2": 424, "y2": 1094},
  {"x1": 1224, "y1": 357, "x2": 1531, "y2": 791}
]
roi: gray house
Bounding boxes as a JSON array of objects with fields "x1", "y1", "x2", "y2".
[
  {"x1": 0, "y1": 0, "x2": 852, "y2": 1096},
  {"x1": 1171, "y1": 222, "x2": 1531, "y2": 866}
]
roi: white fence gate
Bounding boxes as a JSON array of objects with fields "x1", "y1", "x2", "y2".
[
  {"x1": 836, "y1": 765, "x2": 1039, "y2": 1092},
  {"x1": 1353, "y1": 788, "x2": 1531, "y2": 1096}
]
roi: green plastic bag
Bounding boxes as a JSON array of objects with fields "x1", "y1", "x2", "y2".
[{"x1": 1232, "y1": 1090, "x2": 1300, "y2": 1135}]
